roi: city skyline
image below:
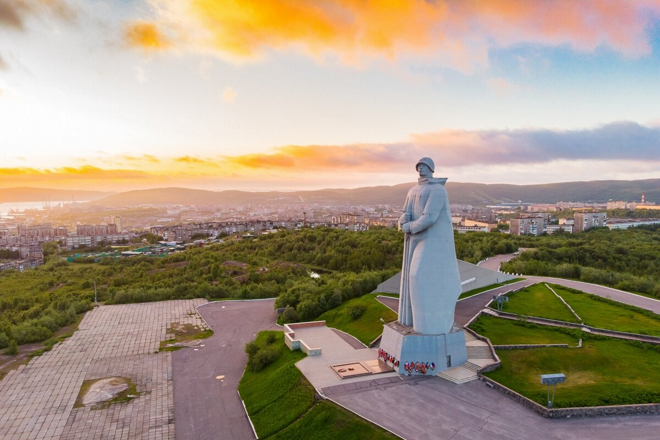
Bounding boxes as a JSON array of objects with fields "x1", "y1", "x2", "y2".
[{"x1": 2, "y1": 1, "x2": 660, "y2": 191}]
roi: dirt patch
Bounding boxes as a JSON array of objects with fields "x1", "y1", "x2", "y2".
[
  {"x1": 74, "y1": 376, "x2": 140, "y2": 409},
  {"x1": 271, "y1": 261, "x2": 306, "y2": 270},
  {"x1": 146, "y1": 268, "x2": 167, "y2": 275},
  {"x1": 48, "y1": 283, "x2": 66, "y2": 292},
  {"x1": 159, "y1": 322, "x2": 213, "y2": 352}
]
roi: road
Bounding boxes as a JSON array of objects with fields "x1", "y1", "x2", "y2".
[{"x1": 172, "y1": 300, "x2": 278, "y2": 440}]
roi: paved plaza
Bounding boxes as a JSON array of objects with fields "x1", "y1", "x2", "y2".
[
  {"x1": 332, "y1": 376, "x2": 660, "y2": 440},
  {"x1": 0, "y1": 299, "x2": 208, "y2": 440}
]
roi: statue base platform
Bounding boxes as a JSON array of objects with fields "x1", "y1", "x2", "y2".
[{"x1": 379, "y1": 322, "x2": 468, "y2": 375}]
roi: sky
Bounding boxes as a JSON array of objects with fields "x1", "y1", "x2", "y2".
[{"x1": 2, "y1": 0, "x2": 660, "y2": 192}]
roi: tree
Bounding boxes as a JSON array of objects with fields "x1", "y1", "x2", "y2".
[{"x1": 3, "y1": 339, "x2": 18, "y2": 355}]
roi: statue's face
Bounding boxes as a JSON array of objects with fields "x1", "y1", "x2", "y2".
[{"x1": 417, "y1": 163, "x2": 433, "y2": 178}]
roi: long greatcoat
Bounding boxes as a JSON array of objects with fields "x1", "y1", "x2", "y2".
[{"x1": 398, "y1": 177, "x2": 461, "y2": 334}]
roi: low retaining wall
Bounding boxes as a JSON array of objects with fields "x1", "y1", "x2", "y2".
[
  {"x1": 493, "y1": 310, "x2": 584, "y2": 328},
  {"x1": 489, "y1": 309, "x2": 660, "y2": 344},
  {"x1": 283, "y1": 321, "x2": 324, "y2": 356},
  {"x1": 463, "y1": 326, "x2": 501, "y2": 373},
  {"x1": 585, "y1": 326, "x2": 660, "y2": 344},
  {"x1": 479, "y1": 375, "x2": 660, "y2": 418},
  {"x1": 493, "y1": 344, "x2": 569, "y2": 349}
]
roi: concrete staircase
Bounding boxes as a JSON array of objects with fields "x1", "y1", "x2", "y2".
[
  {"x1": 436, "y1": 362, "x2": 480, "y2": 384},
  {"x1": 467, "y1": 345, "x2": 494, "y2": 359}
]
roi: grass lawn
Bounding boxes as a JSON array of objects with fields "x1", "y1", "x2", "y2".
[
  {"x1": 458, "y1": 278, "x2": 525, "y2": 300},
  {"x1": 469, "y1": 314, "x2": 580, "y2": 345},
  {"x1": 486, "y1": 336, "x2": 660, "y2": 408},
  {"x1": 552, "y1": 285, "x2": 660, "y2": 336},
  {"x1": 316, "y1": 293, "x2": 398, "y2": 346},
  {"x1": 270, "y1": 400, "x2": 397, "y2": 440},
  {"x1": 239, "y1": 331, "x2": 313, "y2": 438},
  {"x1": 500, "y1": 284, "x2": 580, "y2": 323},
  {"x1": 239, "y1": 331, "x2": 397, "y2": 439}
]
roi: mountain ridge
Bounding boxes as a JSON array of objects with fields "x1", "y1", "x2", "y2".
[
  {"x1": 75, "y1": 179, "x2": 660, "y2": 207},
  {"x1": 0, "y1": 187, "x2": 113, "y2": 203}
]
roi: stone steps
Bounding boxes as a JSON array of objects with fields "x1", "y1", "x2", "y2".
[
  {"x1": 482, "y1": 308, "x2": 499, "y2": 317},
  {"x1": 467, "y1": 346, "x2": 494, "y2": 359},
  {"x1": 436, "y1": 365, "x2": 478, "y2": 384},
  {"x1": 462, "y1": 361, "x2": 481, "y2": 373}
]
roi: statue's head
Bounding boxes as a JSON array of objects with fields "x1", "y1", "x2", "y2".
[{"x1": 415, "y1": 157, "x2": 435, "y2": 177}]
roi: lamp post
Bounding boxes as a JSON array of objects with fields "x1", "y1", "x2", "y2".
[{"x1": 94, "y1": 280, "x2": 98, "y2": 308}]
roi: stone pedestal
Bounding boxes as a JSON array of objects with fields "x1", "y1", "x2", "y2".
[{"x1": 379, "y1": 322, "x2": 467, "y2": 375}]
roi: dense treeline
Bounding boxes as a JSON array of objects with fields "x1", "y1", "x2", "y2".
[
  {"x1": 0, "y1": 227, "x2": 519, "y2": 349},
  {"x1": 502, "y1": 225, "x2": 660, "y2": 297}
]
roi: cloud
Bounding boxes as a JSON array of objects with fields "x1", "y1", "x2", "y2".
[
  {"x1": 128, "y1": 1, "x2": 660, "y2": 71},
  {"x1": 220, "y1": 121, "x2": 660, "y2": 172},
  {"x1": 4, "y1": 122, "x2": 660, "y2": 191},
  {"x1": 0, "y1": 0, "x2": 76, "y2": 31},
  {"x1": 0, "y1": 165, "x2": 151, "y2": 181},
  {"x1": 487, "y1": 77, "x2": 519, "y2": 97},
  {"x1": 174, "y1": 156, "x2": 217, "y2": 165},
  {"x1": 222, "y1": 87, "x2": 237, "y2": 103},
  {"x1": 124, "y1": 21, "x2": 171, "y2": 51},
  {"x1": 119, "y1": 154, "x2": 160, "y2": 164}
]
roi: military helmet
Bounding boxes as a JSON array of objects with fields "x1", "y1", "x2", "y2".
[{"x1": 415, "y1": 157, "x2": 435, "y2": 173}]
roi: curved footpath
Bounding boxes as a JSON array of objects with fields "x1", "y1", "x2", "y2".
[{"x1": 172, "y1": 300, "x2": 278, "y2": 440}]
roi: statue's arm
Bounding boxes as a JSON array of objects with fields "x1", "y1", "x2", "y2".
[{"x1": 406, "y1": 189, "x2": 443, "y2": 234}]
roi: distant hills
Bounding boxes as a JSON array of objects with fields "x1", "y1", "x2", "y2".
[
  {"x1": 0, "y1": 187, "x2": 112, "y2": 203},
  {"x1": 84, "y1": 178, "x2": 660, "y2": 207}
]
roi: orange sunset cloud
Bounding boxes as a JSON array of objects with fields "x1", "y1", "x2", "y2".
[
  {"x1": 127, "y1": 0, "x2": 660, "y2": 70},
  {"x1": 4, "y1": 121, "x2": 658, "y2": 191},
  {"x1": 124, "y1": 21, "x2": 171, "y2": 51}
]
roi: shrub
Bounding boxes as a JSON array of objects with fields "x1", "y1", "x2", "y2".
[
  {"x1": 13, "y1": 323, "x2": 53, "y2": 345},
  {"x1": 4, "y1": 339, "x2": 18, "y2": 355},
  {"x1": 245, "y1": 341, "x2": 259, "y2": 357},
  {"x1": 248, "y1": 346, "x2": 279, "y2": 372},
  {"x1": 347, "y1": 304, "x2": 367, "y2": 320},
  {"x1": 0, "y1": 332, "x2": 9, "y2": 349},
  {"x1": 265, "y1": 332, "x2": 277, "y2": 344},
  {"x1": 281, "y1": 306, "x2": 298, "y2": 323}
]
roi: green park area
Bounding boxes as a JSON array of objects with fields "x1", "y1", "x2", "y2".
[
  {"x1": 316, "y1": 293, "x2": 398, "y2": 346},
  {"x1": 486, "y1": 334, "x2": 660, "y2": 408},
  {"x1": 471, "y1": 282, "x2": 660, "y2": 408},
  {"x1": 498, "y1": 283, "x2": 580, "y2": 322},
  {"x1": 469, "y1": 314, "x2": 579, "y2": 346},
  {"x1": 238, "y1": 331, "x2": 396, "y2": 439},
  {"x1": 497, "y1": 282, "x2": 660, "y2": 335},
  {"x1": 552, "y1": 285, "x2": 660, "y2": 336}
]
